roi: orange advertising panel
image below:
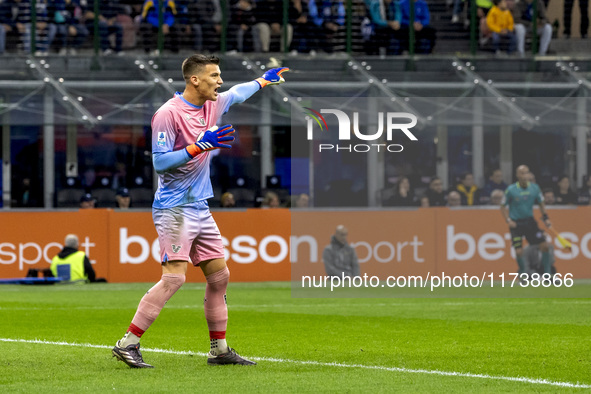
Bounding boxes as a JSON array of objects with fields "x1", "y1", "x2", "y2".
[
  {"x1": 1, "y1": 207, "x2": 590, "y2": 282},
  {"x1": 0, "y1": 208, "x2": 292, "y2": 283},
  {"x1": 105, "y1": 208, "x2": 292, "y2": 282},
  {"x1": 435, "y1": 207, "x2": 591, "y2": 279},
  {"x1": 0, "y1": 210, "x2": 111, "y2": 280},
  {"x1": 291, "y1": 209, "x2": 437, "y2": 279}
]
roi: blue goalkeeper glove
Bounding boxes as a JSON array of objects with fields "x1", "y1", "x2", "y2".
[
  {"x1": 255, "y1": 67, "x2": 290, "y2": 88},
  {"x1": 186, "y1": 124, "x2": 235, "y2": 157}
]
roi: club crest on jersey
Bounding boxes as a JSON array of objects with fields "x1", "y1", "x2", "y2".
[
  {"x1": 198, "y1": 118, "x2": 206, "y2": 126},
  {"x1": 172, "y1": 244, "x2": 181, "y2": 253},
  {"x1": 157, "y1": 132, "x2": 165, "y2": 146}
]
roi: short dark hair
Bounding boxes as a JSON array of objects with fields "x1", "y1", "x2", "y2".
[
  {"x1": 461, "y1": 172, "x2": 473, "y2": 181},
  {"x1": 182, "y1": 54, "x2": 220, "y2": 82}
]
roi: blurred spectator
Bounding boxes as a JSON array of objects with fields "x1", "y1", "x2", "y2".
[
  {"x1": 476, "y1": 0, "x2": 493, "y2": 46},
  {"x1": 186, "y1": 0, "x2": 221, "y2": 52},
  {"x1": 513, "y1": 0, "x2": 552, "y2": 56},
  {"x1": 367, "y1": 0, "x2": 403, "y2": 55},
  {"x1": 447, "y1": 190, "x2": 462, "y2": 207},
  {"x1": 322, "y1": 225, "x2": 360, "y2": 278},
  {"x1": 80, "y1": 193, "x2": 97, "y2": 209},
  {"x1": 115, "y1": 0, "x2": 137, "y2": 50},
  {"x1": 228, "y1": 0, "x2": 255, "y2": 52},
  {"x1": 111, "y1": 162, "x2": 127, "y2": 191},
  {"x1": 0, "y1": 0, "x2": 17, "y2": 54},
  {"x1": 262, "y1": 191, "x2": 280, "y2": 207},
  {"x1": 140, "y1": 0, "x2": 179, "y2": 54},
  {"x1": 482, "y1": 169, "x2": 507, "y2": 195},
  {"x1": 481, "y1": 168, "x2": 507, "y2": 203},
  {"x1": 308, "y1": 0, "x2": 346, "y2": 53},
  {"x1": 555, "y1": 175, "x2": 577, "y2": 205},
  {"x1": 15, "y1": 0, "x2": 55, "y2": 55},
  {"x1": 82, "y1": 0, "x2": 124, "y2": 54},
  {"x1": 452, "y1": 0, "x2": 491, "y2": 26},
  {"x1": 15, "y1": 177, "x2": 40, "y2": 207},
  {"x1": 50, "y1": 0, "x2": 89, "y2": 55},
  {"x1": 542, "y1": 188, "x2": 555, "y2": 205},
  {"x1": 289, "y1": 0, "x2": 311, "y2": 54},
  {"x1": 563, "y1": 0, "x2": 588, "y2": 38},
  {"x1": 528, "y1": 172, "x2": 536, "y2": 184},
  {"x1": 384, "y1": 176, "x2": 417, "y2": 206},
  {"x1": 253, "y1": 0, "x2": 292, "y2": 53},
  {"x1": 50, "y1": 234, "x2": 96, "y2": 283},
  {"x1": 420, "y1": 195, "x2": 430, "y2": 207},
  {"x1": 456, "y1": 172, "x2": 480, "y2": 206},
  {"x1": 425, "y1": 176, "x2": 446, "y2": 206},
  {"x1": 220, "y1": 192, "x2": 236, "y2": 207},
  {"x1": 398, "y1": 0, "x2": 436, "y2": 54},
  {"x1": 577, "y1": 176, "x2": 591, "y2": 205},
  {"x1": 486, "y1": 0, "x2": 516, "y2": 56},
  {"x1": 489, "y1": 189, "x2": 504, "y2": 205},
  {"x1": 294, "y1": 193, "x2": 310, "y2": 208},
  {"x1": 115, "y1": 187, "x2": 131, "y2": 209}
]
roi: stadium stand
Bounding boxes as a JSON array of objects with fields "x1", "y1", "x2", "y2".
[{"x1": 0, "y1": 1, "x2": 590, "y2": 210}]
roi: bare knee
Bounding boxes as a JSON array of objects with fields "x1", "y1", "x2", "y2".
[
  {"x1": 162, "y1": 260, "x2": 189, "y2": 275},
  {"x1": 200, "y1": 258, "x2": 227, "y2": 277},
  {"x1": 515, "y1": 248, "x2": 523, "y2": 257},
  {"x1": 539, "y1": 242, "x2": 549, "y2": 253}
]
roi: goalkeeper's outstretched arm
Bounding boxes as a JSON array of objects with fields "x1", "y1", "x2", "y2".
[{"x1": 223, "y1": 67, "x2": 290, "y2": 107}]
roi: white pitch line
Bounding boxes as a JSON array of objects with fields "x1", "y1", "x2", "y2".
[
  {"x1": 1, "y1": 300, "x2": 590, "y2": 311},
  {"x1": 0, "y1": 337, "x2": 589, "y2": 389}
]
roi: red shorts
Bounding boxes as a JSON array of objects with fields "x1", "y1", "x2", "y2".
[{"x1": 152, "y1": 201, "x2": 225, "y2": 265}]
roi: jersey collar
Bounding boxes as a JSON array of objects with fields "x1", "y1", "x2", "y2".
[
  {"x1": 516, "y1": 181, "x2": 530, "y2": 189},
  {"x1": 175, "y1": 92, "x2": 203, "y2": 109}
]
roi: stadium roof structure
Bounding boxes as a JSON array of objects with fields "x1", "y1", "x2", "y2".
[
  {"x1": 1, "y1": 54, "x2": 590, "y2": 126},
  {"x1": 1, "y1": 54, "x2": 590, "y2": 207}
]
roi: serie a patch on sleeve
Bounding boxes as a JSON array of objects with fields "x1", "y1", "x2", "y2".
[{"x1": 157, "y1": 132, "x2": 166, "y2": 146}]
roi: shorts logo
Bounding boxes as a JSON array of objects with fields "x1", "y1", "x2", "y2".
[
  {"x1": 157, "y1": 132, "x2": 165, "y2": 147},
  {"x1": 171, "y1": 244, "x2": 182, "y2": 253},
  {"x1": 198, "y1": 118, "x2": 205, "y2": 126}
]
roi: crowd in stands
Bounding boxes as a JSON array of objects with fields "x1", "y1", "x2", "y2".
[
  {"x1": 452, "y1": 0, "x2": 555, "y2": 56},
  {"x1": 0, "y1": 0, "x2": 584, "y2": 56},
  {"x1": 207, "y1": 171, "x2": 591, "y2": 208},
  {"x1": 0, "y1": 0, "x2": 437, "y2": 56},
  {"x1": 19, "y1": 169, "x2": 591, "y2": 209},
  {"x1": 380, "y1": 169, "x2": 591, "y2": 208}
]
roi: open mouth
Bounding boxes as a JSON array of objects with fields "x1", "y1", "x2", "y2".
[{"x1": 214, "y1": 88, "x2": 219, "y2": 96}]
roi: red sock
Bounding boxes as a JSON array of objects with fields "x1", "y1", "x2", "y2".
[
  {"x1": 209, "y1": 330, "x2": 226, "y2": 340},
  {"x1": 128, "y1": 323, "x2": 145, "y2": 337}
]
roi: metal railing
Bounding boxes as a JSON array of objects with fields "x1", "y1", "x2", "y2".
[{"x1": 10, "y1": 0, "x2": 546, "y2": 57}]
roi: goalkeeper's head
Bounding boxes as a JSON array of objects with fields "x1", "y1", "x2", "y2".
[
  {"x1": 182, "y1": 54, "x2": 223, "y2": 103},
  {"x1": 182, "y1": 54, "x2": 220, "y2": 82}
]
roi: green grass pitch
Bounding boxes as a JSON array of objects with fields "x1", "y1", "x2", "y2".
[{"x1": 0, "y1": 282, "x2": 590, "y2": 392}]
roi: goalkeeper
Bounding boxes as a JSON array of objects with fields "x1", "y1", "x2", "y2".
[
  {"x1": 501, "y1": 165, "x2": 552, "y2": 276},
  {"x1": 112, "y1": 54, "x2": 288, "y2": 368}
]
